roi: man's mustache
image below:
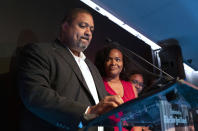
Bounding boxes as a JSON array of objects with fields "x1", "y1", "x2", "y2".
[{"x1": 81, "y1": 36, "x2": 89, "y2": 41}]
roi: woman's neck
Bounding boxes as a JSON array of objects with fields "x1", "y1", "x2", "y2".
[{"x1": 105, "y1": 76, "x2": 120, "y2": 82}]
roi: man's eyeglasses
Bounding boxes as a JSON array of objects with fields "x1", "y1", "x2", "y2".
[{"x1": 131, "y1": 80, "x2": 144, "y2": 87}]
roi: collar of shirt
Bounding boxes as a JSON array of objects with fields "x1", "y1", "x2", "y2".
[{"x1": 68, "y1": 48, "x2": 86, "y2": 62}]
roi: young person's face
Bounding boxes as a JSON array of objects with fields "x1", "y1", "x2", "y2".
[
  {"x1": 105, "y1": 49, "x2": 123, "y2": 78},
  {"x1": 130, "y1": 74, "x2": 144, "y2": 93},
  {"x1": 62, "y1": 12, "x2": 94, "y2": 53}
]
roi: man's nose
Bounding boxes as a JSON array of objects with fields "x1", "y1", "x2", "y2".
[{"x1": 84, "y1": 27, "x2": 92, "y2": 36}]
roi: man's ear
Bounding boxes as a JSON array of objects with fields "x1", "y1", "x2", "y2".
[{"x1": 61, "y1": 22, "x2": 69, "y2": 31}]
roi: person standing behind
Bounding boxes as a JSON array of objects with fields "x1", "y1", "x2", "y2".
[
  {"x1": 95, "y1": 44, "x2": 136, "y2": 102},
  {"x1": 16, "y1": 8, "x2": 123, "y2": 131},
  {"x1": 95, "y1": 44, "x2": 137, "y2": 131},
  {"x1": 95, "y1": 44, "x2": 151, "y2": 131},
  {"x1": 128, "y1": 73, "x2": 145, "y2": 97},
  {"x1": 128, "y1": 74, "x2": 152, "y2": 131}
]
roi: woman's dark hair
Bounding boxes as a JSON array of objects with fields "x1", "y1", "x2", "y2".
[
  {"x1": 94, "y1": 42, "x2": 129, "y2": 80},
  {"x1": 126, "y1": 71, "x2": 144, "y2": 81}
]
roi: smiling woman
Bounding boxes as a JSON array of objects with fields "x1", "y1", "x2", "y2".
[{"x1": 94, "y1": 43, "x2": 138, "y2": 131}]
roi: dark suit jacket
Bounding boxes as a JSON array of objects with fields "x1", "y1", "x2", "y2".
[{"x1": 16, "y1": 40, "x2": 109, "y2": 131}]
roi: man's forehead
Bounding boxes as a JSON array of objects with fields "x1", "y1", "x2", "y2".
[{"x1": 74, "y1": 13, "x2": 94, "y2": 24}]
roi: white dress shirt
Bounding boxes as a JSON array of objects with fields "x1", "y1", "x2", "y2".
[
  {"x1": 68, "y1": 49, "x2": 103, "y2": 131},
  {"x1": 69, "y1": 50, "x2": 99, "y2": 104}
]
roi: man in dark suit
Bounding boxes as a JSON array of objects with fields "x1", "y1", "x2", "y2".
[{"x1": 16, "y1": 8, "x2": 123, "y2": 131}]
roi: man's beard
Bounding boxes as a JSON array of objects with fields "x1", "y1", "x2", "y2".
[{"x1": 71, "y1": 41, "x2": 89, "y2": 52}]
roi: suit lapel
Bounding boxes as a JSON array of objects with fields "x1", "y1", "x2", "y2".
[
  {"x1": 85, "y1": 59, "x2": 106, "y2": 100},
  {"x1": 53, "y1": 41, "x2": 92, "y2": 97}
]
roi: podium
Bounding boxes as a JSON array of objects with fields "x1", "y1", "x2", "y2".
[{"x1": 85, "y1": 81, "x2": 198, "y2": 131}]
